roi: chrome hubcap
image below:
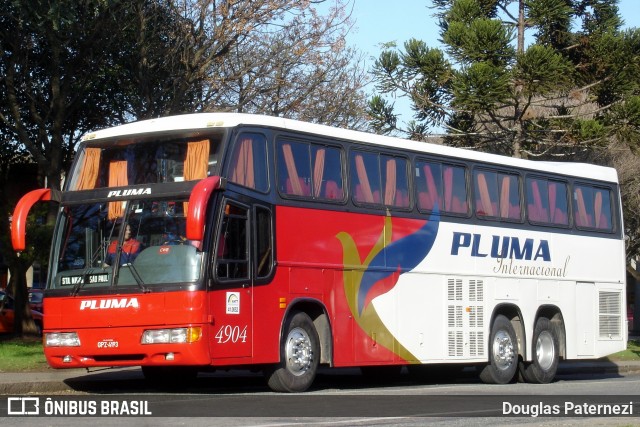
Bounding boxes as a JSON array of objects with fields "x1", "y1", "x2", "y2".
[
  {"x1": 536, "y1": 331, "x2": 555, "y2": 370},
  {"x1": 492, "y1": 330, "x2": 515, "y2": 370},
  {"x1": 285, "y1": 327, "x2": 314, "y2": 376}
]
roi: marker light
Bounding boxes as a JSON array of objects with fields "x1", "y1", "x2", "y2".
[
  {"x1": 141, "y1": 327, "x2": 202, "y2": 344},
  {"x1": 45, "y1": 332, "x2": 81, "y2": 347}
]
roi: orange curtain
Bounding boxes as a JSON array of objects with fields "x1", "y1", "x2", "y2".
[
  {"x1": 355, "y1": 154, "x2": 374, "y2": 203},
  {"x1": 282, "y1": 144, "x2": 303, "y2": 196},
  {"x1": 443, "y1": 166, "x2": 453, "y2": 211},
  {"x1": 575, "y1": 188, "x2": 589, "y2": 227},
  {"x1": 184, "y1": 140, "x2": 209, "y2": 181},
  {"x1": 312, "y1": 149, "x2": 325, "y2": 198},
  {"x1": 108, "y1": 160, "x2": 128, "y2": 220},
  {"x1": 423, "y1": 164, "x2": 439, "y2": 210},
  {"x1": 384, "y1": 158, "x2": 397, "y2": 206},
  {"x1": 183, "y1": 139, "x2": 210, "y2": 212},
  {"x1": 231, "y1": 138, "x2": 255, "y2": 189},
  {"x1": 74, "y1": 148, "x2": 101, "y2": 190},
  {"x1": 476, "y1": 172, "x2": 494, "y2": 216},
  {"x1": 499, "y1": 175, "x2": 510, "y2": 218},
  {"x1": 594, "y1": 190, "x2": 603, "y2": 228},
  {"x1": 548, "y1": 182, "x2": 557, "y2": 222}
]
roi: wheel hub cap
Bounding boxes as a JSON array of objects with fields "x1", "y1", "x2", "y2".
[
  {"x1": 285, "y1": 327, "x2": 314, "y2": 376},
  {"x1": 492, "y1": 330, "x2": 515, "y2": 370}
]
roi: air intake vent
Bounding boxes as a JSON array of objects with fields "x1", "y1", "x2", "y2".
[
  {"x1": 445, "y1": 277, "x2": 485, "y2": 358},
  {"x1": 448, "y1": 278, "x2": 463, "y2": 301},
  {"x1": 599, "y1": 291, "x2": 621, "y2": 338},
  {"x1": 448, "y1": 331, "x2": 463, "y2": 357}
]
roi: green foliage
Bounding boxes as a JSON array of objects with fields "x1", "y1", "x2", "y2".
[
  {"x1": 610, "y1": 95, "x2": 640, "y2": 151},
  {"x1": 0, "y1": 337, "x2": 48, "y2": 372},
  {"x1": 444, "y1": 18, "x2": 515, "y2": 66},
  {"x1": 452, "y1": 62, "x2": 511, "y2": 111},
  {"x1": 368, "y1": 95, "x2": 398, "y2": 134},
  {"x1": 515, "y1": 44, "x2": 573, "y2": 96},
  {"x1": 606, "y1": 339, "x2": 640, "y2": 362},
  {"x1": 572, "y1": 118, "x2": 608, "y2": 143},
  {"x1": 526, "y1": 0, "x2": 574, "y2": 48},
  {"x1": 368, "y1": 0, "x2": 640, "y2": 155}
]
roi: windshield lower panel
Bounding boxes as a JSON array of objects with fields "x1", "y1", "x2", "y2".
[{"x1": 52, "y1": 198, "x2": 204, "y2": 291}]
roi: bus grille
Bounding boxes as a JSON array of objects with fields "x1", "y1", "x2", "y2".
[
  {"x1": 598, "y1": 291, "x2": 621, "y2": 338},
  {"x1": 447, "y1": 277, "x2": 485, "y2": 358}
]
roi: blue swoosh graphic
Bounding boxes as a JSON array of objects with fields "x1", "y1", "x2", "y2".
[{"x1": 357, "y1": 208, "x2": 440, "y2": 315}]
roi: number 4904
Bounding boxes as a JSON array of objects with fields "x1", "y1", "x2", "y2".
[{"x1": 215, "y1": 325, "x2": 248, "y2": 344}]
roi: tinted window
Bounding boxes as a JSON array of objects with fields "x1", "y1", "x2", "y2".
[
  {"x1": 416, "y1": 160, "x2": 468, "y2": 214},
  {"x1": 573, "y1": 184, "x2": 613, "y2": 231},
  {"x1": 526, "y1": 178, "x2": 569, "y2": 226},
  {"x1": 228, "y1": 133, "x2": 269, "y2": 192},
  {"x1": 277, "y1": 140, "x2": 345, "y2": 201},
  {"x1": 474, "y1": 170, "x2": 521, "y2": 220}
]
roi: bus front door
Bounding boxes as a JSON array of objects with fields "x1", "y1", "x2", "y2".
[{"x1": 209, "y1": 200, "x2": 253, "y2": 360}]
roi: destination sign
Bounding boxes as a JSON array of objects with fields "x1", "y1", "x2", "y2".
[{"x1": 60, "y1": 274, "x2": 110, "y2": 286}]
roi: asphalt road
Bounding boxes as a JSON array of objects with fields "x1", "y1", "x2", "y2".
[{"x1": 2, "y1": 366, "x2": 640, "y2": 426}]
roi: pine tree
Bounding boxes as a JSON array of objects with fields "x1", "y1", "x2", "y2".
[{"x1": 369, "y1": 0, "x2": 640, "y2": 159}]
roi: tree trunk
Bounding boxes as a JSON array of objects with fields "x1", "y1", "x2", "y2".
[{"x1": 8, "y1": 257, "x2": 36, "y2": 336}]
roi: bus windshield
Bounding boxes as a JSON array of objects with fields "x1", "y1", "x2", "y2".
[
  {"x1": 67, "y1": 133, "x2": 223, "y2": 190},
  {"x1": 52, "y1": 198, "x2": 203, "y2": 291}
]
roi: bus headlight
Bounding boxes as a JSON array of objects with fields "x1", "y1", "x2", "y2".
[
  {"x1": 45, "y1": 332, "x2": 81, "y2": 347},
  {"x1": 141, "y1": 327, "x2": 202, "y2": 344}
]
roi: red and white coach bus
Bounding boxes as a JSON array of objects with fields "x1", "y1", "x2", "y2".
[{"x1": 12, "y1": 113, "x2": 626, "y2": 391}]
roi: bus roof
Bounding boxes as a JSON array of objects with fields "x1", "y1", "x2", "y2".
[{"x1": 82, "y1": 112, "x2": 619, "y2": 183}]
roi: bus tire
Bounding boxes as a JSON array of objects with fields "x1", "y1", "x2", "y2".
[
  {"x1": 519, "y1": 317, "x2": 559, "y2": 384},
  {"x1": 479, "y1": 314, "x2": 518, "y2": 384},
  {"x1": 265, "y1": 311, "x2": 319, "y2": 393}
]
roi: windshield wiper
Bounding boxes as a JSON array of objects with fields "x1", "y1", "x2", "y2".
[
  {"x1": 119, "y1": 262, "x2": 150, "y2": 293},
  {"x1": 70, "y1": 268, "x2": 102, "y2": 296}
]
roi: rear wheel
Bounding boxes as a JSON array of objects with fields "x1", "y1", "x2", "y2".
[
  {"x1": 479, "y1": 315, "x2": 518, "y2": 384},
  {"x1": 519, "y1": 317, "x2": 559, "y2": 384},
  {"x1": 265, "y1": 311, "x2": 319, "y2": 392}
]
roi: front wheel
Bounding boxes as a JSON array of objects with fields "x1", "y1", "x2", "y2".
[
  {"x1": 264, "y1": 311, "x2": 319, "y2": 392},
  {"x1": 479, "y1": 314, "x2": 518, "y2": 384},
  {"x1": 519, "y1": 317, "x2": 560, "y2": 384}
]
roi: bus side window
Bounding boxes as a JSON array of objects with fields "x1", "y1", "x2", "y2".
[
  {"x1": 255, "y1": 206, "x2": 273, "y2": 279},
  {"x1": 474, "y1": 170, "x2": 498, "y2": 217},
  {"x1": 574, "y1": 185, "x2": 612, "y2": 230},
  {"x1": 443, "y1": 165, "x2": 468, "y2": 214},
  {"x1": 416, "y1": 161, "x2": 442, "y2": 212},
  {"x1": 526, "y1": 178, "x2": 569, "y2": 226},
  {"x1": 278, "y1": 140, "x2": 311, "y2": 197},
  {"x1": 228, "y1": 133, "x2": 269, "y2": 193},
  {"x1": 312, "y1": 145, "x2": 344, "y2": 201},
  {"x1": 351, "y1": 151, "x2": 382, "y2": 205},
  {"x1": 381, "y1": 155, "x2": 410, "y2": 208},
  {"x1": 498, "y1": 173, "x2": 521, "y2": 220},
  {"x1": 548, "y1": 181, "x2": 569, "y2": 225},
  {"x1": 216, "y1": 202, "x2": 249, "y2": 281},
  {"x1": 526, "y1": 178, "x2": 550, "y2": 223}
]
